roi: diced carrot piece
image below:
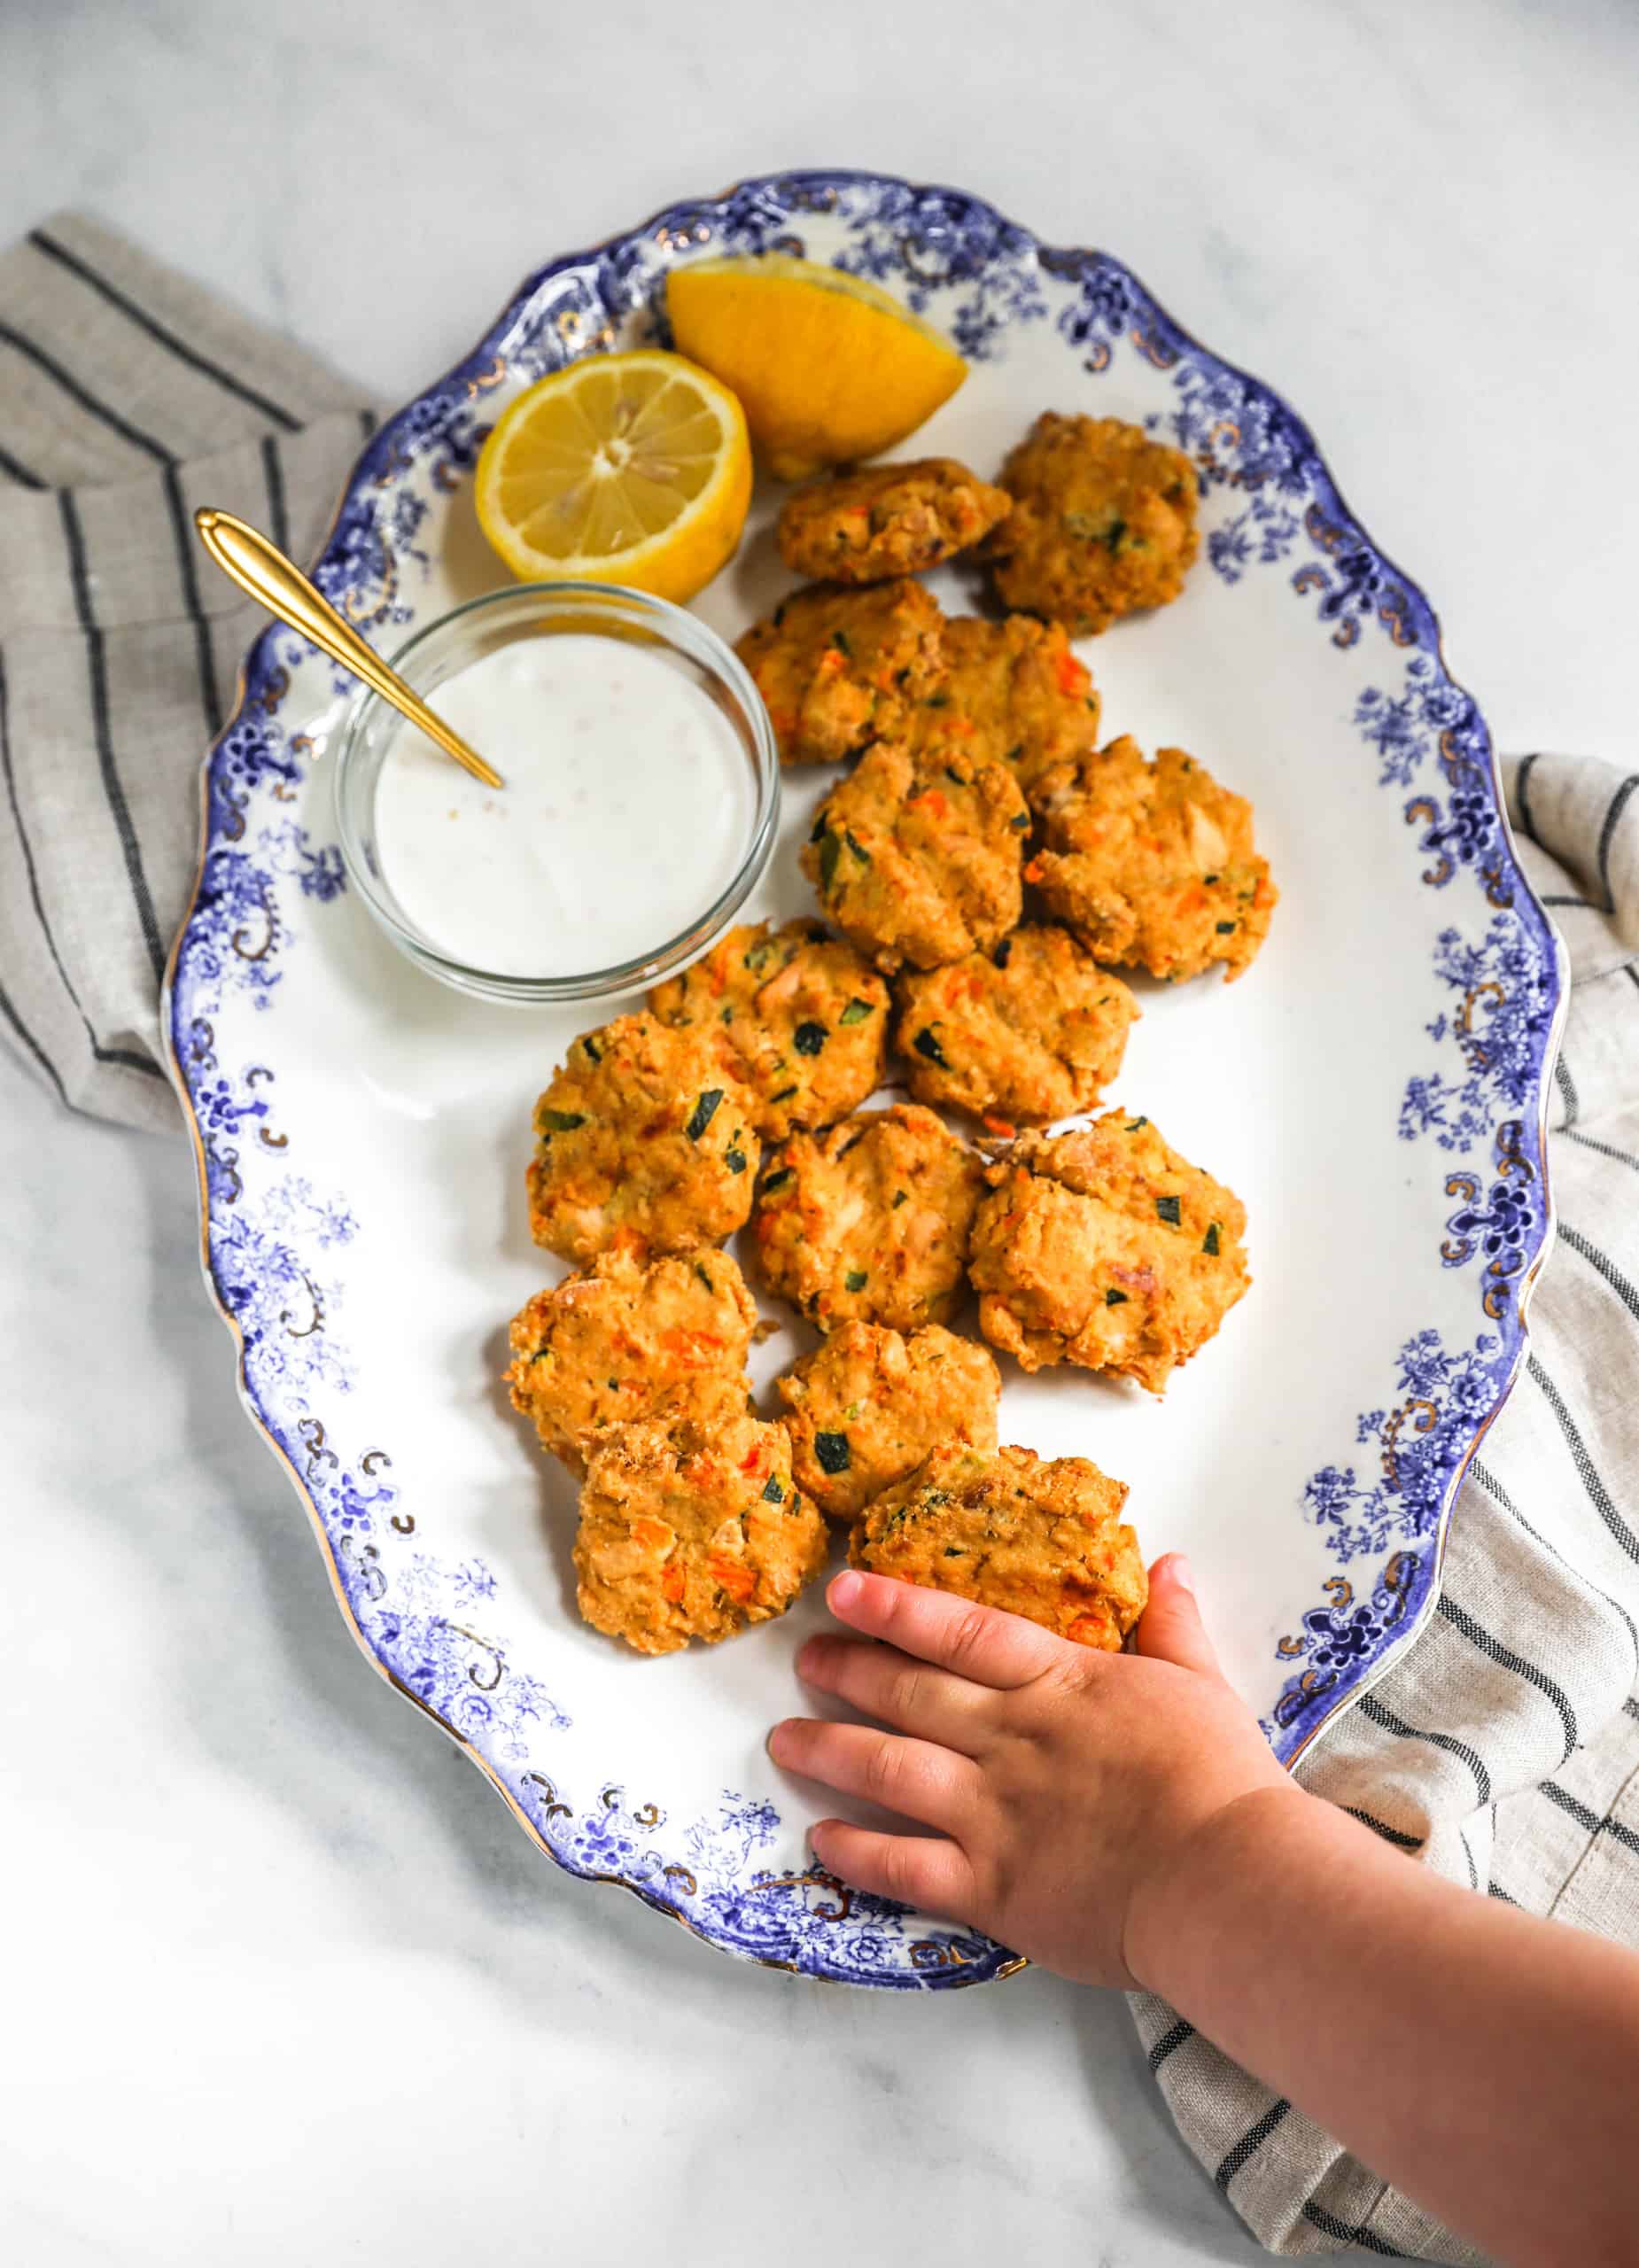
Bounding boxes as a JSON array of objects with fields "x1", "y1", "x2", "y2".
[
  {"x1": 708, "y1": 1555, "x2": 757, "y2": 1603},
  {"x1": 1053, "y1": 649, "x2": 1090, "y2": 699},
  {"x1": 632, "y1": 1517, "x2": 673, "y2": 1554}
]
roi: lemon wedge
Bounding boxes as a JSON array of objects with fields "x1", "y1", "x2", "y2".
[
  {"x1": 666, "y1": 254, "x2": 967, "y2": 481},
  {"x1": 473, "y1": 350, "x2": 751, "y2": 602}
]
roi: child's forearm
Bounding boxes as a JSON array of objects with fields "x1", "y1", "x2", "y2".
[{"x1": 1130, "y1": 1786, "x2": 1639, "y2": 2268}]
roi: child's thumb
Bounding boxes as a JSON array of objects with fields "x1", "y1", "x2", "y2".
[{"x1": 1133, "y1": 1554, "x2": 1223, "y2": 1677}]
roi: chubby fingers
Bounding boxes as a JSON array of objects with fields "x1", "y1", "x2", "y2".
[
  {"x1": 806, "y1": 1820, "x2": 979, "y2": 1923},
  {"x1": 796, "y1": 1634, "x2": 994, "y2": 1754},
  {"x1": 822, "y1": 1569, "x2": 1072, "y2": 1690},
  {"x1": 1132, "y1": 1553, "x2": 1223, "y2": 1677},
  {"x1": 768, "y1": 1715, "x2": 983, "y2": 1836}
]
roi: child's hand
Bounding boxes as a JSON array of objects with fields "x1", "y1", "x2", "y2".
[
  {"x1": 777, "y1": 1567, "x2": 1639, "y2": 2268},
  {"x1": 768, "y1": 1556, "x2": 1297, "y2": 1987}
]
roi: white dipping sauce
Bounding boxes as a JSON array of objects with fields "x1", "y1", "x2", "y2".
[{"x1": 373, "y1": 635, "x2": 754, "y2": 976}]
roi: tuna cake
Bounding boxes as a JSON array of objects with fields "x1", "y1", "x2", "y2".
[
  {"x1": 777, "y1": 1321, "x2": 1000, "y2": 1522},
  {"x1": 753, "y1": 1103, "x2": 984, "y2": 1335},
  {"x1": 575, "y1": 1394, "x2": 828, "y2": 1655},
  {"x1": 969, "y1": 1112, "x2": 1249, "y2": 1394},
  {"x1": 904, "y1": 613, "x2": 1101, "y2": 797},
  {"x1": 1027, "y1": 735, "x2": 1277, "y2": 983},
  {"x1": 988, "y1": 411, "x2": 1200, "y2": 636},
  {"x1": 735, "y1": 578, "x2": 944, "y2": 765},
  {"x1": 802, "y1": 738, "x2": 1028, "y2": 973},
  {"x1": 649, "y1": 918, "x2": 889, "y2": 1141},
  {"x1": 505, "y1": 1246, "x2": 757, "y2": 1477},
  {"x1": 526, "y1": 1015, "x2": 760, "y2": 1264},
  {"x1": 850, "y1": 1441, "x2": 1147, "y2": 1651},
  {"x1": 776, "y1": 457, "x2": 1011, "y2": 584},
  {"x1": 892, "y1": 923, "x2": 1138, "y2": 1130}
]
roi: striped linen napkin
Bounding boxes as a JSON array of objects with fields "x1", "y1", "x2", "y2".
[
  {"x1": 4, "y1": 214, "x2": 1637, "y2": 2263},
  {"x1": 0, "y1": 211, "x2": 379, "y2": 1131}
]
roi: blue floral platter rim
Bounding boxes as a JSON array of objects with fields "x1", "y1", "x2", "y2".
[{"x1": 162, "y1": 168, "x2": 1566, "y2": 1991}]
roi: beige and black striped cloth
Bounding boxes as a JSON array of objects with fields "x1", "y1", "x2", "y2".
[
  {"x1": 4, "y1": 215, "x2": 1638, "y2": 2262},
  {"x1": 0, "y1": 211, "x2": 380, "y2": 1131}
]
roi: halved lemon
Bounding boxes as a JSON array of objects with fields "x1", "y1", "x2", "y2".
[
  {"x1": 473, "y1": 350, "x2": 751, "y2": 602},
  {"x1": 665, "y1": 253, "x2": 967, "y2": 481}
]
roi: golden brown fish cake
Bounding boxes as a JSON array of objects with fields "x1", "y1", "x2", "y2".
[
  {"x1": 1026, "y1": 736, "x2": 1278, "y2": 983},
  {"x1": 526, "y1": 1016, "x2": 760, "y2": 1264},
  {"x1": 648, "y1": 919, "x2": 889, "y2": 1140},
  {"x1": 893, "y1": 924, "x2": 1139, "y2": 1130},
  {"x1": 505, "y1": 1246, "x2": 758, "y2": 1477},
  {"x1": 801, "y1": 739, "x2": 1028, "y2": 973},
  {"x1": 753, "y1": 1103, "x2": 983, "y2": 1334},
  {"x1": 735, "y1": 579, "x2": 944, "y2": 765},
  {"x1": 849, "y1": 1441, "x2": 1146, "y2": 1652},
  {"x1": 776, "y1": 1321, "x2": 1000, "y2": 1521},
  {"x1": 776, "y1": 458, "x2": 1012, "y2": 584},
  {"x1": 969, "y1": 1112, "x2": 1249, "y2": 1394},
  {"x1": 575, "y1": 1396, "x2": 828, "y2": 1655},
  {"x1": 990, "y1": 412, "x2": 1200, "y2": 636},
  {"x1": 904, "y1": 615, "x2": 1101, "y2": 796}
]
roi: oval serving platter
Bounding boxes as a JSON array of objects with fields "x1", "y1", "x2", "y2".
[{"x1": 165, "y1": 171, "x2": 1565, "y2": 1990}]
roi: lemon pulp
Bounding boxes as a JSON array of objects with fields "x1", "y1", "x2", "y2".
[{"x1": 474, "y1": 349, "x2": 751, "y2": 602}]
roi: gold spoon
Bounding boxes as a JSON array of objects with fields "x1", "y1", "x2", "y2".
[{"x1": 194, "y1": 507, "x2": 504, "y2": 790}]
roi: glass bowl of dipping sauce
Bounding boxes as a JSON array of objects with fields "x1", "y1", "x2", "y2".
[{"x1": 331, "y1": 582, "x2": 781, "y2": 1003}]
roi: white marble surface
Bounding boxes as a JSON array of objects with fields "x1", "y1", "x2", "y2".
[{"x1": 3, "y1": 2, "x2": 1636, "y2": 2259}]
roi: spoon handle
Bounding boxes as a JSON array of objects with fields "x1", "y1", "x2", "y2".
[{"x1": 194, "y1": 508, "x2": 504, "y2": 791}]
